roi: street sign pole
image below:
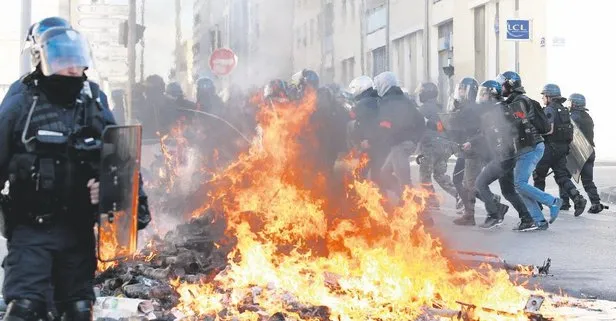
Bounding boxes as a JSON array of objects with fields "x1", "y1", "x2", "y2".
[
  {"x1": 127, "y1": 0, "x2": 137, "y2": 123},
  {"x1": 514, "y1": 0, "x2": 520, "y2": 73}
]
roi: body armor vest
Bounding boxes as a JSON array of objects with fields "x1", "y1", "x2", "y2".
[
  {"x1": 8, "y1": 81, "x2": 106, "y2": 225},
  {"x1": 546, "y1": 103, "x2": 574, "y2": 144}
]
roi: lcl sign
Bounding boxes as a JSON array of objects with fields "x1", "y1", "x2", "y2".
[{"x1": 506, "y1": 19, "x2": 531, "y2": 41}]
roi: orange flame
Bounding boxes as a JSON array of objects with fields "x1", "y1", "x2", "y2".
[{"x1": 156, "y1": 89, "x2": 554, "y2": 320}]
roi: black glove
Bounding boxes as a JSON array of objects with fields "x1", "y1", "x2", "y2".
[{"x1": 137, "y1": 195, "x2": 151, "y2": 230}]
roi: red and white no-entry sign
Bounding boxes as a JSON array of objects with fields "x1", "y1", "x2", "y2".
[{"x1": 209, "y1": 48, "x2": 238, "y2": 76}]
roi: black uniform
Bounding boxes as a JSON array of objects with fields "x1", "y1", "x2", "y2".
[
  {"x1": 348, "y1": 88, "x2": 382, "y2": 181},
  {"x1": 378, "y1": 87, "x2": 426, "y2": 197},
  {"x1": 532, "y1": 100, "x2": 587, "y2": 215},
  {"x1": 473, "y1": 101, "x2": 533, "y2": 226},
  {"x1": 560, "y1": 107, "x2": 600, "y2": 206},
  {"x1": 0, "y1": 77, "x2": 151, "y2": 321}
]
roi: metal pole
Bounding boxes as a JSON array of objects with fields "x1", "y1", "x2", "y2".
[
  {"x1": 127, "y1": 0, "x2": 137, "y2": 123},
  {"x1": 514, "y1": 0, "x2": 519, "y2": 73},
  {"x1": 19, "y1": 0, "x2": 32, "y2": 76},
  {"x1": 385, "y1": 0, "x2": 391, "y2": 71},
  {"x1": 423, "y1": 0, "x2": 430, "y2": 81},
  {"x1": 140, "y1": 0, "x2": 145, "y2": 82},
  {"x1": 495, "y1": 0, "x2": 500, "y2": 75}
]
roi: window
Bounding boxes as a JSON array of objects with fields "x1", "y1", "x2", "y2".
[
  {"x1": 372, "y1": 46, "x2": 386, "y2": 77},
  {"x1": 367, "y1": 6, "x2": 386, "y2": 34}
]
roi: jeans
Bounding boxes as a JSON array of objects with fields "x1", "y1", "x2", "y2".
[
  {"x1": 476, "y1": 158, "x2": 532, "y2": 220},
  {"x1": 514, "y1": 142, "x2": 556, "y2": 223}
]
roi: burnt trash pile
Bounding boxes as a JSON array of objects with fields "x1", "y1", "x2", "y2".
[{"x1": 94, "y1": 211, "x2": 235, "y2": 319}]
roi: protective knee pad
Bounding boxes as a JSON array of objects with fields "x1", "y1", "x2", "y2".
[
  {"x1": 60, "y1": 300, "x2": 93, "y2": 321},
  {"x1": 3, "y1": 299, "x2": 46, "y2": 321}
]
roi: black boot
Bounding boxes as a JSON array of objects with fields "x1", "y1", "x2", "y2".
[
  {"x1": 588, "y1": 203, "x2": 608, "y2": 214},
  {"x1": 572, "y1": 193, "x2": 588, "y2": 217},
  {"x1": 60, "y1": 300, "x2": 93, "y2": 321},
  {"x1": 3, "y1": 299, "x2": 46, "y2": 321}
]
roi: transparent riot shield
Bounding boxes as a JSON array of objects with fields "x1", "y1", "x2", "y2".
[
  {"x1": 97, "y1": 125, "x2": 142, "y2": 262},
  {"x1": 566, "y1": 121, "x2": 594, "y2": 183}
]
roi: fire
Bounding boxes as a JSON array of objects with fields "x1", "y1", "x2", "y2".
[{"x1": 157, "y1": 89, "x2": 550, "y2": 320}]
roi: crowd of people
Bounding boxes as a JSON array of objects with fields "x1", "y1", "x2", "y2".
[{"x1": 125, "y1": 64, "x2": 605, "y2": 233}]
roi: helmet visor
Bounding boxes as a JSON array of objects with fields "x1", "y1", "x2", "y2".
[
  {"x1": 476, "y1": 86, "x2": 493, "y2": 103},
  {"x1": 39, "y1": 30, "x2": 93, "y2": 76},
  {"x1": 454, "y1": 84, "x2": 473, "y2": 102}
]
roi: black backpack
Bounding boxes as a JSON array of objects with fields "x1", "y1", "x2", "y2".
[{"x1": 523, "y1": 97, "x2": 550, "y2": 135}]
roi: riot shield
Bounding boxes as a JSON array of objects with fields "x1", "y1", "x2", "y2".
[
  {"x1": 97, "y1": 125, "x2": 142, "y2": 262},
  {"x1": 566, "y1": 121, "x2": 594, "y2": 183}
]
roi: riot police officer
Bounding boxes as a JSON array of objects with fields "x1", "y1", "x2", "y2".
[
  {"x1": 0, "y1": 27, "x2": 150, "y2": 321},
  {"x1": 375, "y1": 72, "x2": 426, "y2": 199},
  {"x1": 346, "y1": 76, "x2": 381, "y2": 181},
  {"x1": 195, "y1": 77, "x2": 224, "y2": 114},
  {"x1": 138, "y1": 75, "x2": 181, "y2": 139},
  {"x1": 473, "y1": 80, "x2": 534, "y2": 229},
  {"x1": 416, "y1": 82, "x2": 457, "y2": 208},
  {"x1": 289, "y1": 69, "x2": 320, "y2": 101},
  {"x1": 533, "y1": 84, "x2": 587, "y2": 217},
  {"x1": 449, "y1": 77, "x2": 484, "y2": 226},
  {"x1": 498, "y1": 71, "x2": 558, "y2": 230},
  {"x1": 166, "y1": 81, "x2": 195, "y2": 109},
  {"x1": 563, "y1": 93, "x2": 606, "y2": 213}
]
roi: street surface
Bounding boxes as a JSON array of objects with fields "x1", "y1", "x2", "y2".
[
  {"x1": 0, "y1": 164, "x2": 614, "y2": 307},
  {"x1": 421, "y1": 164, "x2": 616, "y2": 301}
]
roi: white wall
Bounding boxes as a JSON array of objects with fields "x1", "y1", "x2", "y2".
[{"x1": 545, "y1": 0, "x2": 615, "y2": 160}]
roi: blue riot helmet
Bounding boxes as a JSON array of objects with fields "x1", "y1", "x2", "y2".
[
  {"x1": 541, "y1": 83, "x2": 562, "y2": 98},
  {"x1": 302, "y1": 69, "x2": 320, "y2": 88},
  {"x1": 196, "y1": 77, "x2": 216, "y2": 97},
  {"x1": 477, "y1": 80, "x2": 503, "y2": 103},
  {"x1": 166, "y1": 82, "x2": 184, "y2": 99},
  {"x1": 24, "y1": 17, "x2": 72, "y2": 67},
  {"x1": 37, "y1": 27, "x2": 93, "y2": 76},
  {"x1": 454, "y1": 77, "x2": 479, "y2": 103},
  {"x1": 290, "y1": 69, "x2": 320, "y2": 96},
  {"x1": 264, "y1": 79, "x2": 290, "y2": 100},
  {"x1": 495, "y1": 71, "x2": 522, "y2": 97},
  {"x1": 569, "y1": 93, "x2": 586, "y2": 108}
]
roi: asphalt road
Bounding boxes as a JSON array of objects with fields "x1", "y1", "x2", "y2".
[
  {"x1": 0, "y1": 164, "x2": 614, "y2": 303},
  {"x1": 418, "y1": 164, "x2": 616, "y2": 301}
]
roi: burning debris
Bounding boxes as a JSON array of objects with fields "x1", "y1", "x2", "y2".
[{"x1": 92, "y1": 89, "x2": 613, "y2": 321}]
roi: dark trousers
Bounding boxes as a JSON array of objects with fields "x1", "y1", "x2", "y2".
[
  {"x1": 2, "y1": 222, "x2": 97, "y2": 314},
  {"x1": 533, "y1": 143, "x2": 579, "y2": 198},
  {"x1": 476, "y1": 158, "x2": 532, "y2": 220},
  {"x1": 560, "y1": 151, "x2": 600, "y2": 205},
  {"x1": 453, "y1": 157, "x2": 465, "y2": 198}
]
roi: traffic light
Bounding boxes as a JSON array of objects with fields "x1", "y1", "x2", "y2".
[{"x1": 118, "y1": 20, "x2": 146, "y2": 47}]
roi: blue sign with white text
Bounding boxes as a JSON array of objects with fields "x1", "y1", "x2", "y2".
[{"x1": 506, "y1": 19, "x2": 530, "y2": 40}]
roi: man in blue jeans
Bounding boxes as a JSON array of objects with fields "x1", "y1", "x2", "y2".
[{"x1": 497, "y1": 71, "x2": 561, "y2": 231}]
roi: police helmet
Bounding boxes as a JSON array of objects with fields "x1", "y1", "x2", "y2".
[
  {"x1": 569, "y1": 93, "x2": 586, "y2": 108},
  {"x1": 166, "y1": 82, "x2": 184, "y2": 99},
  {"x1": 37, "y1": 27, "x2": 93, "y2": 76},
  {"x1": 541, "y1": 84, "x2": 562, "y2": 98},
  {"x1": 196, "y1": 77, "x2": 215, "y2": 90},
  {"x1": 145, "y1": 74, "x2": 165, "y2": 95},
  {"x1": 373, "y1": 71, "x2": 399, "y2": 97},
  {"x1": 496, "y1": 71, "x2": 522, "y2": 96},
  {"x1": 477, "y1": 80, "x2": 503, "y2": 103},
  {"x1": 347, "y1": 76, "x2": 374, "y2": 99},
  {"x1": 417, "y1": 82, "x2": 438, "y2": 103},
  {"x1": 454, "y1": 77, "x2": 479, "y2": 103},
  {"x1": 290, "y1": 69, "x2": 320, "y2": 89},
  {"x1": 25, "y1": 17, "x2": 72, "y2": 67},
  {"x1": 264, "y1": 79, "x2": 289, "y2": 100}
]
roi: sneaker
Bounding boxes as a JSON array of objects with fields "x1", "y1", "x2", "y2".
[
  {"x1": 549, "y1": 198, "x2": 562, "y2": 224},
  {"x1": 455, "y1": 196, "x2": 464, "y2": 209},
  {"x1": 588, "y1": 203, "x2": 605, "y2": 214},
  {"x1": 513, "y1": 220, "x2": 538, "y2": 232},
  {"x1": 536, "y1": 220, "x2": 549, "y2": 230},
  {"x1": 573, "y1": 195, "x2": 587, "y2": 217},
  {"x1": 479, "y1": 216, "x2": 504, "y2": 229},
  {"x1": 453, "y1": 215, "x2": 476, "y2": 226}
]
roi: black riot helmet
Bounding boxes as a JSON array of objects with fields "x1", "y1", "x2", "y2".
[
  {"x1": 454, "y1": 77, "x2": 479, "y2": 103},
  {"x1": 417, "y1": 82, "x2": 439, "y2": 103},
  {"x1": 166, "y1": 82, "x2": 184, "y2": 99},
  {"x1": 495, "y1": 71, "x2": 522, "y2": 97},
  {"x1": 144, "y1": 74, "x2": 166, "y2": 98}
]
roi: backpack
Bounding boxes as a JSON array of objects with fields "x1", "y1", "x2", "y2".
[{"x1": 523, "y1": 97, "x2": 550, "y2": 135}]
